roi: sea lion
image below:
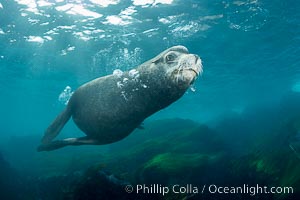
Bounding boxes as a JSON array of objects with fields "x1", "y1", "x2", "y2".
[{"x1": 37, "y1": 45, "x2": 203, "y2": 151}]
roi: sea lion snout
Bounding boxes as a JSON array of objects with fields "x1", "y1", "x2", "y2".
[
  {"x1": 169, "y1": 52, "x2": 202, "y2": 87},
  {"x1": 194, "y1": 54, "x2": 203, "y2": 75}
]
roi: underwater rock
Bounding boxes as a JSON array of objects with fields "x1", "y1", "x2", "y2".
[
  {"x1": 89, "y1": 119, "x2": 229, "y2": 185},
  {"x1": 36, "y1": 168, "x2": 139, "y2": 200},
  {"x1": 110, "y1": 119, "x2": 224, "y2": 159},
  {"x1": 37, "y1": 172, "x2": 82, "y2": 200},
  {"x1": 0, "y1": 152, "x2": 29, "y2": 200},
  {"x1": 102, "y1": 117, "x2": 300, "y2": 199},
  {"x1": 69, "y1": 167, "x2": 147, "y2": 200}
]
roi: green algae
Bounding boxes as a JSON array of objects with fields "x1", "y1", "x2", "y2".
[{"x1": 143, "y1": 153, "x2": 219, "y2": 173}]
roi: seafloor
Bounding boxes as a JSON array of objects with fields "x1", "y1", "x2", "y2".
[{"x1": 1, "y1": 91, "x2": 300, "y2": 200}]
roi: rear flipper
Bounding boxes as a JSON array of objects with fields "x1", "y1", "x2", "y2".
[
  {"x1": 37, "y1": 137, "x2": 99, "y2": 152},
  {"x1": 41, "y1": 107, "x2": 72, "y2": 144}
]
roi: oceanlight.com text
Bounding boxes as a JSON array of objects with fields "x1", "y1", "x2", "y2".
[
  {"x1": 207, "y1": 184, "x2": 293, "y2": 196},
  {"x1": 124, "y1": 184, "x2": 294, "y2": 196}
]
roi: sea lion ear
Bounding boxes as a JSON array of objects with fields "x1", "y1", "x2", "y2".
[
  {"x1": 150, "y1": 51, "x2": 164, "y2": 64},
  {"x1": 152, "y1": 57, "x2": 162, "y2": 64}
]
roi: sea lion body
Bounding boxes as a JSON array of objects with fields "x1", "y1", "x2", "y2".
[{"x1": 38, "y1": 46, "x2": 202, "y2": 151}]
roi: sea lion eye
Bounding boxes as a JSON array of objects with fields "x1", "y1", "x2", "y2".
[{"x1": 165, "y1": 53, "x2": 177, "y2": 63}]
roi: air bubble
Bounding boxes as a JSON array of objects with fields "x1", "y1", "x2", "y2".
[
  {"x1": 113, "y1": 69, "x2": 123, "y2": 78},
  {"x1": 190, "y1": 85, "x2": 196, "y2": 92},
  {"x1": 58, "y1": 86, "x2": 74, "y2": 105}
]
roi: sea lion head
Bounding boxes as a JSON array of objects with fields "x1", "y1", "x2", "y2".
[{"x1": 149, "y1": 46, "x2": 203, "y2": 89}]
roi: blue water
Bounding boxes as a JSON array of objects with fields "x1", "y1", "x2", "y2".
[{"x1": 0, "y1": 0, "x2": 300, "y2": 199}]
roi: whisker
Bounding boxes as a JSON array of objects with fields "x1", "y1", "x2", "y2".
[{"x1": 177, "y1": 64, "x2": 182, "y2": 83}]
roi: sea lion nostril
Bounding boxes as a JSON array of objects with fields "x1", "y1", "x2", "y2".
[{"x1": 195, "y1": 55, "x2": 199, "y2": 64}]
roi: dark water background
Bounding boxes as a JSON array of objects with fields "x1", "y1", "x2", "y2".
[{"x1": 0, "y1": 0, "x2": 300, "y2": 199}]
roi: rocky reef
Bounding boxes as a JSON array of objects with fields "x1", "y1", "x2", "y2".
[
  {"x1": 0, "y1": 152, "x2": 35, "y2": 200},
  {"x1": 1, "y1": 92, "x2": 300, "y2": 199}
]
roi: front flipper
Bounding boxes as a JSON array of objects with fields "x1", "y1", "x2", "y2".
[
  {"x1": 37, "y1": 137, "x2": 99, "y2": 152},
  {"x1": 41, "y1": 107, "x2": 72, "y2": 144}
]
